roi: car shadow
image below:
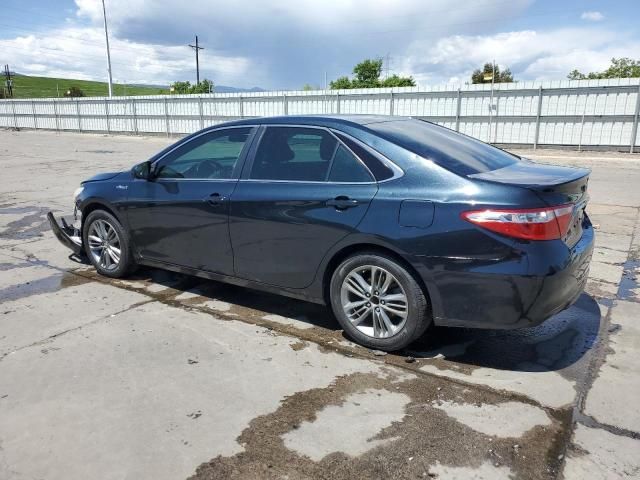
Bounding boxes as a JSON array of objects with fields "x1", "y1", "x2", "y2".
[
  {"x1": 407, "y1": 293, "x2": 602, "y2": 374},
  {"x1": 130, "y1": 267, "x2": 602, "y2": 375},
  {"x1": 130, "y1": 267, "x2": 339, "y2": 331}
]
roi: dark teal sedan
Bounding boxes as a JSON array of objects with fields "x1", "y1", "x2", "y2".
[{"x1": 49, "y1": 115, "x2": 594, "y2": 351}]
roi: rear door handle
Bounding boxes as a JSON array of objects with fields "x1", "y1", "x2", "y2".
[
  {"x1": 206, "y1": 192, "x2": 227, "y2": 206},
  {"x1": 326, "y1": 196, "x2": 359, "y2": 210}
]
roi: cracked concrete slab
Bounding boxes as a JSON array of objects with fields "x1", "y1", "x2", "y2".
[
  {"x1": 563, "y1": 424, "x2": 640, "y2": 480},
  {"x1": 282, "y1": 388, "x2": 409, "y2": 460},
  {"x1": 0, "y1": 301, "x2": 386, "y2": 480},
  {"x1": 431, "y1": 400, "x2": 552, "y2": 438},
  {"x1": 0, "y1": 278, "x2": 148, "y2": 356},
  {"x1": 420, "y1": 364, "x2": 576, "y2": 408},
  {"x1": 588, "y1": 260, "x2": 624, "y2": 285},
  {"x1": 593, "y1": 231, "x2": 632, "y2": 252},
  {"x1": 584, "y1": 300, "x2": 640, "y2": 432},
  {"x1": 428, "y1": 461, "x2": 514, "y2": 480}
]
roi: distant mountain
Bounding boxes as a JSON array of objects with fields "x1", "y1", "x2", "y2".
[
  {"x1": 214, "y1": 85, "x2": 266, "y2": 93},
  {"x1": 130, "y1": 83, "x2": 266, "y2": 93}
]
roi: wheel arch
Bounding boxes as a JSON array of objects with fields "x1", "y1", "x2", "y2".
[
  {"x1": 321, "y1": 241, "x2": 435, "y2": 314},
  {"x1": 80, "y1": 199, "x2": 122, "y2": 232}
]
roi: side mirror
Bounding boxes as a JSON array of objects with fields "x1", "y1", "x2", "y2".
[{"x1": 132, "y1": 161, "x2": 152, "y2": 180}]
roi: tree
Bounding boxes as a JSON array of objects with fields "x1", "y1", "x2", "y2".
[
  {"x1": 381, "y1": 74, "x2": 416, "y2": 87},
  {"x1": 64, "y1": 86, "x2": 85, "y2": 97},
  {"x1": 330, "y1": 58, "x2": 416, "y2": 89},
  {"x1": 169, "y1": 79, "x2": 214, "y2": 94},
  {"x1": 302, "y1": 83, "x2": 319, "y2": 91},
  {"x1": 567, "y1": 58, "x2": 640, "y2": 80},
  {"x1": 329, "y1": 76, "x2": 353, "y2": 89},
  {"x1": 352, "y1": 58, "x2": 383, "y2": 88},
  {"x1": 471, "y1": 63, "x2": 514, "y2": 84}
]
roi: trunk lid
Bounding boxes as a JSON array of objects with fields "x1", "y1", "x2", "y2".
[{"x1": 469, "y1": 160, "x2": 590, "y2": 246}]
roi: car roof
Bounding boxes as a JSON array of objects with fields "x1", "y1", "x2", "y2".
[{"x1": 208, "y1": 114, "x2": 408, "y2": 131}]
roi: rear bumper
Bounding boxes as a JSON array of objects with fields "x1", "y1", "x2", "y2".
[
  {"x1": 47, "y1": 212, "x2": 84, "y2": 256},
  {"x1": 428, "y1": 223, "x2": 595, "y2": 329}
]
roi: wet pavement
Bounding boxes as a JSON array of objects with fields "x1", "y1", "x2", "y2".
[{"x1": 1, "y1": 130, "x2": 639, "y2": 479}]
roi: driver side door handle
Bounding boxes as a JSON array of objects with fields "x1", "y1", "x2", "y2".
[
  {"x1": 206, "y1": 192, "x2": 227, "y2": 206},
  {"x1": 326, "y1": 196, "x2": 359, "y2": 210}
]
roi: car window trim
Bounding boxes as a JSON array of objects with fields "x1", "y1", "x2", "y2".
[
  {"x1": 152, "y1": 125, "x2": 258, "y2": 182},
  {"x1": 241, "y1": 124, "x2": 377, "y2": 185}
]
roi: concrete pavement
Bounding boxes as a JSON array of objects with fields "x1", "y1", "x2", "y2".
[{"x1": 1, "y1": 129, "x2": 639, "y2": 479}]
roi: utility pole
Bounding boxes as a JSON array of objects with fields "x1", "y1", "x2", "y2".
[
  {"x1": 385, "y1": 53, "x2": 391, "y2": 79},
  {"x1": 488, "y1": 59, "x2": 496, "y2": 143},
  {"x1": 188, "y1": 35, "x2": 204, "y2": 85},
  {"x1": 101, "y1": 0, "x2": 114, "y2": 97}
]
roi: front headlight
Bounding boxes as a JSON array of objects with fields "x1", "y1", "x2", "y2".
[{"x1": 73, "y1": 186, "x2": 84, "y2": 202}]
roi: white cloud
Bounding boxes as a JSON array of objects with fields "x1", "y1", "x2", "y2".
[
  {"x1": 401, "y1": 28, "x2": 639, "y2": 85},
  {"x1": 581, "y1": 11, "x2": 605, "y2": 22},
  {"x1": 70, "y1": 0, "x2": 533, "y2": 88},
  {"x1": 0, "y1": 1, "x2": 637, "y2": 90},
  {"x1": 0, "y1": 26, "x2": 250, "y2": 87}
]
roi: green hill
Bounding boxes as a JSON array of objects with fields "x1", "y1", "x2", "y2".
[{"x1": 6, "y1": 74, "x2": 168, "y2": 99}]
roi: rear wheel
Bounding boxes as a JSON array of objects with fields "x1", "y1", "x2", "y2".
[
  {"x1": 329, "y1": 252, "x2": 430, "y2": 351},
  {"x1": 83, "y1": 210, "x2": 135, "y2": 278}
]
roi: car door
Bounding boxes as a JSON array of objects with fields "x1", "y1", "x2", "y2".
[
  {"x1": 126, "y1": 126, "x2": 255, "y2": 275},
  {"x1": 229, "y1": 125, "x2": 378, "y2": 288}
]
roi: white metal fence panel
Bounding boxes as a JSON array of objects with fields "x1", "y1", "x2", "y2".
[{"x1": 1, "y1": 78, "x2": 639, "y2": 151}]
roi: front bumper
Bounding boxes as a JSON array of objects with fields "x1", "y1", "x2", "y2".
[{"x1": 47, "y1": 212, "x2": 84, "y2": 256}]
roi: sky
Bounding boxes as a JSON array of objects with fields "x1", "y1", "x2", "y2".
[{"x1": 0, "y1": 0, "x2": 639, "y2": 90}]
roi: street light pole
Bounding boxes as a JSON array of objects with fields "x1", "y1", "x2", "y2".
[{"x1": 101, "y1": 0, "x2": 114, "y2": 97}]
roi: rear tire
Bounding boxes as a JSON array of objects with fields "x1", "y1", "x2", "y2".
[
  {"x1": 329, "y1": 251, "x2": 430, "y2": 351},
  {"x1": 82, "y1": 210, "x2": 136, "y2": 278}
]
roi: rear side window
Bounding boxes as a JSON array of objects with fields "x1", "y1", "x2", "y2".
[
  {"x1": 250, "y1": 127, "x2": 337, "y2": 181},
  {"x1": 334, "y1": 133, "x2": 394, "y2": 181},
  {"x1": 328, "y1": 145, "x2": 373, "y2": 182},
  {"x1": 369, "y1": 119, "x2": 519, "y2": 176}
]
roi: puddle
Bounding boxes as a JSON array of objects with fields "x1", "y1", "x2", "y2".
[
  {"x1": 0, "y1": 206, "x2": 51, "y2": 240},
  {"x1": 617, "y1": 258, "x2": 639, "y2": 302},
  {"x1": 0, "y1": 271, "x2": 90, "y2": 302}
]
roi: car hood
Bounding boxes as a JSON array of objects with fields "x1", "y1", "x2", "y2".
[{"x1": 81, "y1": 171, "x2": 123, "y2": 183}]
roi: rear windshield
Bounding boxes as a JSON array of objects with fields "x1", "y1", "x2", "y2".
[{"x1": 368, "y1": 119, "x2": 519, "y2": 176}]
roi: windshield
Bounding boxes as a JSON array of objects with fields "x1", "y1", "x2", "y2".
[{"x1": 368, "y1": 119, "x2": 520, "y2": 176}]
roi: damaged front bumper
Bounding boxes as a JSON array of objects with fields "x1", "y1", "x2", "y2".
[{"x1": 47, "y1": 211, "x2": 84, "y2": 256}]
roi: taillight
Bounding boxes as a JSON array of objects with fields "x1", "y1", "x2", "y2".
[{"x1": 461, "y1": 204, "x2": 574, "y2": 241}]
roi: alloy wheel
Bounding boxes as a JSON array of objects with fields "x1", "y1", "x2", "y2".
[
  {"x1": 87, "y1": 219, "x2": 121, "y2": 271},
  {"x1": 340, "y1": 265, "x2": 408, "y2": 338}
]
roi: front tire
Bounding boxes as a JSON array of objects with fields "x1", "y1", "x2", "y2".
[
  {"x1": 329, "y1": 252, "x2": 430, "y2": 351},
  {"x1": 83, "y1": 210, "x2": 135, "y2": 278}
]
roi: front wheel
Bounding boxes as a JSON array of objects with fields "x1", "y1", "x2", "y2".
[
  {"x1": 329, "y1": 252, "x2": 431, "y2": 351},
  {"x1": 83, "y1": 210, "x2": 135, "y2": 278}
]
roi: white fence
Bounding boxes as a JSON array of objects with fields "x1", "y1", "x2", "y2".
[{"x1": 1, "y1": 78, "x2": 639, "y2": 152}]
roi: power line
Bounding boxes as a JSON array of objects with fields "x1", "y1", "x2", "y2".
[{"x1": 188, "y1": 35, "x2": 204, "y2": 85}]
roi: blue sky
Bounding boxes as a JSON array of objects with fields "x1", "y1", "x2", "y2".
[{"x1": 1, "y1": 0, "x2": 639, "y2": 89}]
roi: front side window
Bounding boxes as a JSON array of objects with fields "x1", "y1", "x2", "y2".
[
  {"x1": 250, "y1": 127, "x2": 338, "y2": 181},
  {"x1": 156, "y1": 127, "x2": 252, "y2": 179}
]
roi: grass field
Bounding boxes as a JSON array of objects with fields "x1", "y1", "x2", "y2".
[{"x1": 6, "y1": 74, "x2": 168, "y2": 99}]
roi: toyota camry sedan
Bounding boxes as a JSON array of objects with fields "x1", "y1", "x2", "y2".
[{"x1": 49, "y1": 115, "x2": 594, "y2": 351}]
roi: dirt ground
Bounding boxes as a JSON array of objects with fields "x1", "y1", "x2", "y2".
[{"x1": 1, "y1": 129, "x2": 639, "y2": 480}]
